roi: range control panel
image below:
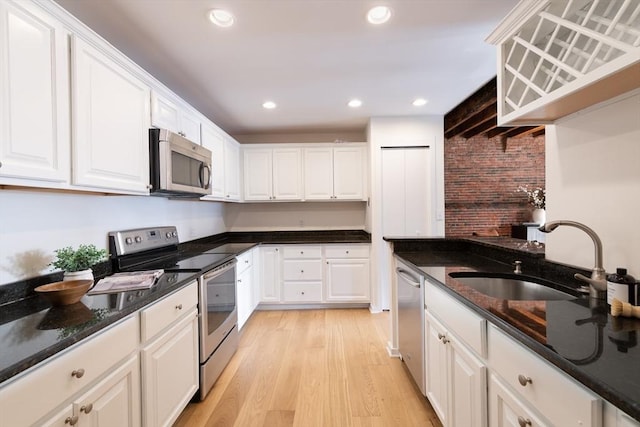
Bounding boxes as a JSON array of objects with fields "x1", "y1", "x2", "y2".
[{"x1": 109, "y1": 226, "x2": 179, "y2": 256}]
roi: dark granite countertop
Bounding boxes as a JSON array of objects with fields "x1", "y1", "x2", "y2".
[
  {"x1": 0, "y1": 229, "x2": 371, "y2": 385},
  {"x1": 389, "y1": 238, "x2": 640, "y2": 422}
]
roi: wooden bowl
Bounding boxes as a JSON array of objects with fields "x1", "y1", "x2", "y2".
[{"x1": 35, "y1": 280, "x2": 93, "y2": 306}]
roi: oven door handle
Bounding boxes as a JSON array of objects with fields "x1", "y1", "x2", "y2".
[{"x1": 202, "y1": 259, "x2": 237, "y2": 279}]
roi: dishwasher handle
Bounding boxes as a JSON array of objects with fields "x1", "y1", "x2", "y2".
[{"x1": 396, "y1": 268, "x2": 421, "y2": 288}]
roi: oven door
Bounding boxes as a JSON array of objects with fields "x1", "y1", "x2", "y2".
[{"x1": 198, "y1": 260, "x2": 237, "y2": 361}]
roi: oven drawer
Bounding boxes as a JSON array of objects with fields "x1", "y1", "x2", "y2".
[
  {"x1": 283, "y1": 282, "x2": 322, "y2": 302},
  {"x1": 141, "y1": 281, "x2": 198, "y2": 342},
  {"x1": 283, "y1": 259, "x2": 323, "y2": 281}
]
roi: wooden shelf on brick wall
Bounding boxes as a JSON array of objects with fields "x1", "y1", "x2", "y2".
[{"x1": 445, "y1": 77, "x2": 545, "y2": 141}]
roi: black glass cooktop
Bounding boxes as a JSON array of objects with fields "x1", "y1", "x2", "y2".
[{"x1": 124, "y1": 253, "x2": 235, "y2": 273}]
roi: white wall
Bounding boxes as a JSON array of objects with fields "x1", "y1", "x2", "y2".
[
  {"x1": 367, "y1": 115, "x2": 445, "y2": 323},
  {"x1": 0, "y1": 189, "x2": 226, "y2": 285},
  {"x1": 545, "y1": 90, "x2": 640, "y2": 278},
  {"x1": 224, "y1": 202, "x2": 367, "y2": 231}
]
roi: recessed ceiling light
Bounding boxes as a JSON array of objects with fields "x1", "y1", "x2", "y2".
[
  {"x1": 348, "y1": 99, "x2": 363, "y2": 108},
  {"x1": 262, "y1": 101, "x2": 277, "y2": 110},
  {"x1": 412, "y1": 98, "x2": 428, "y2": 107},
  {"x1": 367, "y1": 6, "x2": 391, "y2": 25},
  {"x1": 208, "y1": 9, "x2": 234, "y2": 27}
]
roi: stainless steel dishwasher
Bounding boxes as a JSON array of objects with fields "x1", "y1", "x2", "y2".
[{"x1": 396, "y1": 259, "x2": 426, "y2": 395}]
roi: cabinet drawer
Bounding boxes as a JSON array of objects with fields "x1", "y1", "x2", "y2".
[
  {"x1": 141, "y1": 281, "x2": 198, "y2": 342},
  {"x1": 282, "y1": 246, "x2": 322, "y2": 259},
  {"x1": 283, "y1": 259, "x2": 323, "y2": 281},
  {"x1": 325, "y1": 245, "x2": 369, "y2": 259},
  {"x1": 236, "y1": 250, "x2": 253, "y2": 274},
  {"x1": 283, "y1": 282, "x2": 322, "y2": 302},
  {"x1": 425, "y1": 280, "x2": 486, "y2": 358},
  {"x1": 0, "y1": 315, "x2": 137, "y2": 427},
  {"x1": 488, "y1": 325, "x2": 601, "y2": 427}
]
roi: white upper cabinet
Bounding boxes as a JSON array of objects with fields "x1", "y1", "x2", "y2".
[
  {"x1": 201, "y1": 123, "x2": 241, "y2": 201},
  {"x1": 243, "y1": 146, "x2": 303, "y2": 201},
  {"x1": 0, "y1": 0, "x2": 70, "y2": 185},
  {"x1": 303, "y1": 144, "x2": 367, "y2": 201},
  {"x1": 487, "y1": 0, "x2": 640, "y2": 126},
  {"x1": 70, "y1": 35, "x2": 151, "y2": 193},
  {"x1": 151, "y1": 91, "x2": 201, "y2": 144}
]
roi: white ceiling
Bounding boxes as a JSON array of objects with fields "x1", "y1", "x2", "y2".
[{"x1": 54, "y1": 0, "x2": 516, "y2": 136}]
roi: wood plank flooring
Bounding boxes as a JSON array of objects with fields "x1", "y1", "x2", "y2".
[{"x1": 174, "y1": 309, "x2": 442, "y2": 427}]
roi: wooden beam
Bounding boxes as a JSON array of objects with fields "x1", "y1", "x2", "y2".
[
  {"x1": 486, "y1": 126, "x2": 513, "y2": 139},
  {"x1": 509, "y1": 125, "x2": 546, "y2": 138},
  {"x1": 444, "y1": 77, "x2": 497, "y2": 133},
  {"x1": 503, "y1": 126, "x2": 539, "y2": 138},
  {"x1": 444, "y1": 101, "x2": 498, "y2": 139},
  {"x1": 532, "y1": 127, "x2": 546, "y2": 137},
  {"x1": 461, "y1": 116, "x2": 498, "y2": 139}
]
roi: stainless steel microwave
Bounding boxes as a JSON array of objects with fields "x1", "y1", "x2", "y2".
[{"x1": 149, "y1": 128, "x2": 212, "y2": 197}]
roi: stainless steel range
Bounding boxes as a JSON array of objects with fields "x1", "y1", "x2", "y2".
[{"x1": 108, "y1": 226, "x2": 238, "y2": 401}]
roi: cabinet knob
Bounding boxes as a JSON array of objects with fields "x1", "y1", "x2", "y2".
[
  {"x1": 346, "y1": 250, "x2": 349, "y2": 254},
  {"x1": 245, "y1": 260, "x2": 249, "y2": 263},
  {"x1": 71, "y1": 368, "x2": 85, "y2": 378},
  {"x1": 301, "y1": 270, "x2": 304, "y2": 273},
  {"x1": 301, "y1": 291, "x2": 305, "y2": 295},
  {"x1": 300, "y1": 251, "x2": 304, "y2": 254},
  {"x1": 518, "y1": 374, "x2": 532, "y2": 387},
  {"x1": 175, "y1": 304, "x2": 183, "y2": 310},
  {"x1": 517, "y1": 416, "x2": 532, "y2": 427},
  {"x1": 146, "y1": 184, "x2": 153, "y2": 190},
  {"x1": 238, "y1": 279, "x2": 242, "y2": 283},
  {"x1": 65, "y1": 416, "x2": 79, "y2": 425},
  {"x1": 0, "y1": 161, "x2": 3, "y2": 168},
  {"x1": 80, "y1": 403, "x2": 93, "y2": 414}
]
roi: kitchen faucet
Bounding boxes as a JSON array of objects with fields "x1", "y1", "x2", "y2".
[{"x1": 538, "y1": 220, "x2": 607, "y2": 300}]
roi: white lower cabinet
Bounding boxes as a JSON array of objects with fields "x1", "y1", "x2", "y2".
[
  {"x1": 489, "y1": 373, "x2": 548, "y2": 427},
  {"x1": 325, "y1": 244, "x2": 370, "y2": 302},
  {"x1": 140, "y1": 282, "x2": 199, "y2": 427},
  {"x1": 260, "y1": 246, "x2": 282, "y2": 303},
  {"x1": 424, "y1": 309, "x2": 486, "y2": 427},
  {"x1": 0, "y1": 315, "x2": 139, "y2": 427},
  {"x1": 236, "y1": 249, "x2": 254, "y2": 330},
  {"x1": 282, "y1": 246, "x2": 323, "y2": 303}
]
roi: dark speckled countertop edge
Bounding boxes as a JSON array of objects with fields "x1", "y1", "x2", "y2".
[{"x1": 391, "y1": 243, "x2": 640, "y2": 422}]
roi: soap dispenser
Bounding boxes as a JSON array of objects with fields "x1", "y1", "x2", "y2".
[{"x1": 607, "y1": 268, "x2": 637, "y2": 305}]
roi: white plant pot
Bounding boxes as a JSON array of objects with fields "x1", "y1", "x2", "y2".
[
  {"x1": 63, "y1": 269, "x2": 94, "y2": 282},
  {"x1": 531, "y1": 208, "x2": 546, "y2": 225}
]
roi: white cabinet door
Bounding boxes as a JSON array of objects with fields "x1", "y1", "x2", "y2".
[
  {"x1": 179, "y1": 110, "x2": 201, "y2": 144},
  {"x1": 303, "y1": 147, "x2": 334, "y2": 200},
  {"x1": 382, "y1": 147, "x2": 431, "y2": 236},
  {"x1": 142, "y1": 311, "x2": 199, "y2": 427},
  {"x1": 325, "y1": 259, "x2": 370, "y2": 302},
  {"x1": 449, "y1": 337, "x2": 487, "y2": 427},
  {"x1": 237, "y1": 265, "x2": 252, "y2": 330},
  {"x1": 150, "y1": 92, "x2": 180, "y2": 133},
  {"x1": 73, "y1": 355, "x2": 141, "y2": 427},
  {"x1": 425, "y1": 310, "x2": 449, "y2": 425},
  {"x1": 489, "y1": 374, "x2": 549, "y2": 427},
  {"x1": 272, "y1": 148, "x2": 302, "y2": 200},
  {"x1": 333, "y1": 146, "x2": 365, "y2": 200},
  {"x1": 0, "y1": 0, "x2": 69, "y2": 183},
  {"x1": 201, "y1": 122, "x2": 225, "y2": 198},
  {"x1": 260, "y1": 246, "x2": 281, "y2": 303},
  {"x1": 224, "y1": 138, "x2": 241, "y2": 201},
  {"x1": 71, "y1": 36, "x2": 150, "y2": 193},
  {"x1": 243, "y1": 148, "x2": 273, "y2": 200}
]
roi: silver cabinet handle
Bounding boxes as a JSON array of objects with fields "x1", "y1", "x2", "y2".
[
  {"x1": 517, "y1": 416, "x2": 532, "y2": 426},
  {"x1": 80, "y1": 403, "x2": 93, "y2": 414},
  {"x1": 71, "y1": 369, "x2": 85, "y2": 378},
  {"x1": 396, "y1": 269, "x2": 420, "y2": 288},
  {"x1": 175, "y1": 304, "x2": 183, "y2": 310},
  {"x1": 518, "y1": 374, "x2": 532, "y2": 386},
  {"x1": 65, "y1": 416, "x2": 79, "y2": 425}
]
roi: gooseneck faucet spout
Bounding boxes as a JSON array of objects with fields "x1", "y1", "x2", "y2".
[{"x1": 539, "y1": 220, "x2": 607, "y2": 300}]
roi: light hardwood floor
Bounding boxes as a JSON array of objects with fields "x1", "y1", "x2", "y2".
[{"x1": 174, "y1": 309, "x2": 442, "y2": 427}]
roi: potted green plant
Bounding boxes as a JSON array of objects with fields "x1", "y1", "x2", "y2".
[{"x1": 51, "y1": 244, "x2": 108, "y2": 281}]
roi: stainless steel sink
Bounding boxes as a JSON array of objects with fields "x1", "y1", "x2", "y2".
[{"x1": 448, "y1": 273, "x2": 575, "y2": 301}]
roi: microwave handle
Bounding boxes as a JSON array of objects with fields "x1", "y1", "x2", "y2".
[{"x1": 200, "y1": 163, "x2": 212, "y2": 190}]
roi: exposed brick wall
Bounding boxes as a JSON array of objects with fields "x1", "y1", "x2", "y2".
[{"x1": 445, "y1": 134, "x2": 545, "y2": 237}]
